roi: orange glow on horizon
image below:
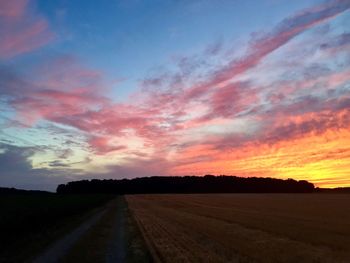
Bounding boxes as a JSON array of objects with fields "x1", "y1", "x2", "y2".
[{"x1": 171, "y1": 127, "x2": 350, "y2": 188}]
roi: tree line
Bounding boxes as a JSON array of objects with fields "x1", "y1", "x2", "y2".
[
  {"x1": 56, "y1": 175, "x2": 315, "y2": 194},
  {"x1": 0, "y1": 187, "x2": 50, "y2": 195}
]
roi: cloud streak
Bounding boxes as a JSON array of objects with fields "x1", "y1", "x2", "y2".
[
  {"x1": 0, "y1": 0, "x2": 54, "y2": 58},
  {"x1": 182, "y1": 0, "x2": 350, "y2": 102}
]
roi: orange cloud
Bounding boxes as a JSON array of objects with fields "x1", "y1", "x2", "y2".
[{"x1": 171, "y1": 109, "x2": 350, "y2": 188}]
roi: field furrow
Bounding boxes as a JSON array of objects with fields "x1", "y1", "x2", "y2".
[{"x1": 127, "y1": 194, "x2": 350, "y2": 263}]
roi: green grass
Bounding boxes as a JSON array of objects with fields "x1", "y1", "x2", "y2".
[{"x1": 0, "y1": 193, "x2": 113, "y2": 262}]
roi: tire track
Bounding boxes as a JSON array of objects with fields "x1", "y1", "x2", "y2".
[{"x1": 33, "y1": 208, "x2": 107, "y2": 263}]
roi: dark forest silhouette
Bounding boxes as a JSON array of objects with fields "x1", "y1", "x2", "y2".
[
  {"x1": 0, "y1": 187, "x2": 50, "y2": 195},
  {"x1": 56, "y1": 175, "x2": 315, "y2": 194}
]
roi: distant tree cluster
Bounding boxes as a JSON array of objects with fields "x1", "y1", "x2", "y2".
[
  {"x1": 56, "y1": 175, "x2": 315, "y2": 194},
  {"x1": 315, "y1": 187, "x2": 350, "y2": 193},
  {"x1": 0, "y1": 187, "x2": 50, "y2": 195}
]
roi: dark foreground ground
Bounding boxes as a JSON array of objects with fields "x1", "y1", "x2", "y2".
[
  {"x1": 0, "y1": 194, "x2": 150, "y2": 263},
  {"x1": 1, "y1": 193, "x2": 350, "y2": 262}
]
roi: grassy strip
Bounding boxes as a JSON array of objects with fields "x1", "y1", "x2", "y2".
[
  {"x1": 62, "y1": 199, "x2": 118, "y2": 262},
  {"x1": 123, "y1": 197, "x2": 152, "y2": 262}
]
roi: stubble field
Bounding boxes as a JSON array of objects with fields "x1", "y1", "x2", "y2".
[{"x1": 126, "y1": 194, "x2": 350, "y2": 263}]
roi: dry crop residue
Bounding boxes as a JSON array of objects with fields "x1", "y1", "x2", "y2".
[{"x1": 126, "y1": 194, "x2": 350, "y2": 263}]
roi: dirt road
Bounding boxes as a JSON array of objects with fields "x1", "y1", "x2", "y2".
[
  {"x1": 33, "y1": 197, "x2": 151, "y2": 263},
  {"x1": 33, "y1": 207, "x2": 107, "y2": 263}
]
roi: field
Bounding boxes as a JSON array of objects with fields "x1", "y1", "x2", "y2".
[
  {"x1": 127, "y1": 194, "x2": 350, "y2": 262},
  {"x1": 0, "y1": 194, "x2": 113, "y2": 262}
]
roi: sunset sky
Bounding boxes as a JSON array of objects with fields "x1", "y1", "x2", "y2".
[{"x1": 0, "y1": 0, "x2": 349, "y2": 190}]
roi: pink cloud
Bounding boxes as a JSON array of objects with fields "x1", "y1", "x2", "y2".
[
  {"x1": 198, "y1": 81, "x2": 258, "y2": 122},
  {"x1": 2, "y1": 55, "x2": 107, "y2": 126},
  {"x1": 129, "y1": 0, "x2": 350, "y2": 135},
  {"x1": 182, "y1": 0, "x2": 350, "y2": 102},
  {"x1": 0, "y1": 0, "x2": 54, "y2": 58},
  {"x1": 2, "y1": 0, "x2": 349, "y2": 181},
  {"x1": 0, "y1": 0, "x2": 27, "y2": 18},
  {"x1": 88, "y1": 136, "x2": 127, "y2": 155},
  {"x1": 170, "y1": 90, "x2": 350, "y2": 167},
  {"x1": 3, "y1": 55, "x2": 173, "y2": 151}
]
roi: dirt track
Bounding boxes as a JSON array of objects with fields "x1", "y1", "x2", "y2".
[
  {"x1": 105, "y1": 198, "x2": 127, "y2": 263},
  {"x1": 33, "y1": 197, "x2": 150, "y2": 263},
  {"x1": 33, "y1": 207, "x2": 107, "y2": 263}
]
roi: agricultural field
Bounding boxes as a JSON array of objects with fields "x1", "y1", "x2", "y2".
[
  {"x1": 127, "y1": 194, "x2": 350, "y2": 263},
  {"x1": 0, "y1": 194, "x2": 113, "y2": 262}
]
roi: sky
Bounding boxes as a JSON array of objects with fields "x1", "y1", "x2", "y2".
[{"x1": 0, "y1": 0, "x2": 349, "y2": 191}]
